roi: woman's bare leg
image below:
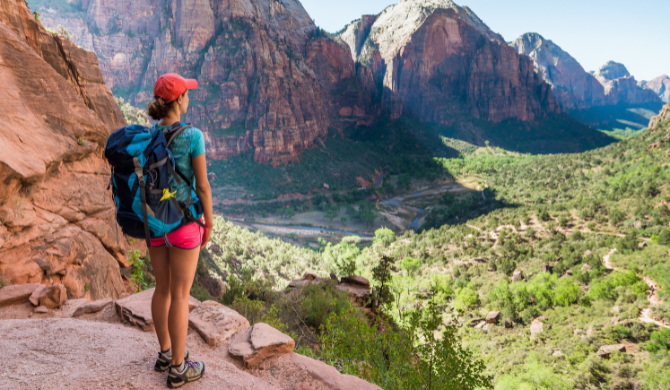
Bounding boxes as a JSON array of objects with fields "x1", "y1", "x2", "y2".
[
  {"x1": 167, "y1": 247, "x2": 199, "y2": 365},
  {"x1": 149, "y1": 246, "x2": 171, "y2": 351}
]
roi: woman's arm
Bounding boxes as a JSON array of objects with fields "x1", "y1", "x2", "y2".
[{"x1": 192, "y1": 154, "x2": 213, "y2": 250}]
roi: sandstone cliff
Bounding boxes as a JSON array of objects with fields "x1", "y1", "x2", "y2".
[
  {"x1": 339, "y1": 0, "x2": 560, "y2": 123},
  {"x1": 39, "y1": 0, "x2": 371, "y2": 165},
  {"x1": 0, "y1": 0, "x2": 128, "y2": 300},
  {"x1": 510, "y1": 33, "x2": 607, "y2": 110},
  {"x1": 593, "y1": 61, "x2": 661, "y2": 106},
  {"x1": 640, "y1": 75, "x2": 670, "y2": 103}
]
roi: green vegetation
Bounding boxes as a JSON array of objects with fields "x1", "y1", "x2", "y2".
[
  {"x1": 200, "y1": 114, "x2": 670, "y2": 389},
  {"x1": 115, "y1": 97, "x2": 150, "y2": 126}
]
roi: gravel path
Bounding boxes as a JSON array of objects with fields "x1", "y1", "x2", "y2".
[{"x1": 0, "y1": 318, "x2": 279, "y2": 390}]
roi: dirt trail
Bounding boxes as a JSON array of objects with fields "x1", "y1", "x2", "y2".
[{"x1": 602, "y1": 249, "x2": 669, "y2": 329}]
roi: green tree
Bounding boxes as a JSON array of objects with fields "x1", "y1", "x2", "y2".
[{"x1": 372, "y1": 255, "x2": 397, "y2": 310}]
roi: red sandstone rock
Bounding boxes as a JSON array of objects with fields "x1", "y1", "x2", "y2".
[
  {"x1": 29, "y1": 285, "x2": 46, "y2": 306},
  {"x1": 38, "y1": 284, "x2": 68, "y2": 309},
  {"x1": 188, "y1": 300, "x2": 250, "y2": 347},
  {"x1": 73, "y1": 298, "x2": 114, "y2": 317},
  {"x1": 229, "y1": 323, "x2": 295, "y2": 368},
  {"x1": 250, "y1": 352, "x2": 382, "y2": 390},
  {"x1": 0, "y1": 284, "x2": 41, "y2": 307},
  {"x1": 340, "y1": 276, "x2": 370, "y2": 287},
  {"x1": 340, "y1": 0, "x2": 559, "y2": 123},
  {"x1": 0, "y1": 0, "x2": 128, "y2": 299}
]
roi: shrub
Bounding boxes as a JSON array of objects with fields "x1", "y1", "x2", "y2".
[
  {"x1": 453, "y1": 287, "x2": 479, "y2": 312},
  {"x1": 645, "y1": 328, "x2": 670, "y2": 352},
  {"x1": 401, "y1": 257, "x2": 421, "y2": 275},
  {"x1": 657, "y1": 228, "x2": 670, "y2": 245},
  {"x1": 589, "y1": 270, "x2": 647, "y2": 301}
]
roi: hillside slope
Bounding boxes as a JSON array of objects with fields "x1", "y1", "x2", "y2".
[{"x1": 204, "y1": 103, "x2": 670, "y2": 389}]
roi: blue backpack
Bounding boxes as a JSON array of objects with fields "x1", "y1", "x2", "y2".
[{"x1": 104, "y1": 123, "x2": 203, "y2": 248}]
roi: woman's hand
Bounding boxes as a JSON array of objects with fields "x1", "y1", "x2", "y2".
[{"x1": 200, "y1": 224, "x2": 212, "y2": 250}]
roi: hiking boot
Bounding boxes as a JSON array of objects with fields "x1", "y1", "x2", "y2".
[
  {"x1": 154, "y1": 350, "x2": 190, "y2": 373},
  {"x1": 167, "y1": 360, "x2": 205, "y2": 388}
]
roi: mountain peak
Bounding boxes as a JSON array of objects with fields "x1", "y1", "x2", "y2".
[{"x1": 596, "y1": 61, "x2": 631, "y2": 80}]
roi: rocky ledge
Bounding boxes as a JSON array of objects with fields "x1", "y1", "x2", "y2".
[{"x1": 0, "y1": 284, "x2": 381, "y2": 390}]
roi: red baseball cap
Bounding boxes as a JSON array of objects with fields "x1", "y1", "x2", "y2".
[{"x1": 153, "y1": 73, "x2": 198, "y2": 103}]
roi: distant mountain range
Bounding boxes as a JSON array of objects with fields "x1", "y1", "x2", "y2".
[
  {"x1": 34, "y1": 0, "x2": 664, "y2": 160},
  {"x1": 640, "y1": 75, "x2": 670, "y2": 102}
]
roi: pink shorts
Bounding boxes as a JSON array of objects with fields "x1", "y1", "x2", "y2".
[{"x1": 150, "y1": 220, "x2": 205, "y2": 250}]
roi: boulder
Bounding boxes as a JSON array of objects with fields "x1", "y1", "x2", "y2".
[
  {"x1": 229, "y1": 323, "x2": 295, "y2": 368},
  {"x1": 530, "y1": 319, "x2": 544, "y2": 340},
  {"x1": 597, "y1": 344, "x2": 626, "y2": 359},
  {"x1": 638, "y1": 241, "x2": 647, "y2": 249},
  {"x1": 512, "y1": 269, "x2": 524, "y2": 282},
  {"x1": 335, "y1": 282, "x2": 370, "y2": 304},
  {"x1": 288, "y1": 273, "x2": 329, "y2": 288},
  {"x1": 541, "y1": 263, "x2": 554, "y2": 273},
  {"x1": 0, "y1": 284, "x2": 41, "y2": 307},
  {"x1": 469, "y1": 318, "x2": 486, "y2": 327},
  {"x1": 552, "y1": 350, "x2": 564, "y2": 358},
  {"x1": 486, "y1": 311, "x2": 501, "y2": 325},
  {"x1": 73, "y1": 298, "x2": 114, "y2": 318},
  {"x1": 340, "y1": 276, "x2": 370, "y2": 288},
  {"x1": 581, "y1": 263, "x2": 591, "y2": 272},
  {"x1": 38, "y1": 285, "x2": 68, "y2": 309},
  {"x1": 115, "y1": 288, "x2": 200, "y2": 331},
  {"x1": 188, "y1": 301, "x2": 249, "y2": 347},
  {"x1": 29, "y1": 285, "x2": 47, "y2": 306},
  {"x1": 504, "y1": 318, "x2": 514, "y2": 328}
]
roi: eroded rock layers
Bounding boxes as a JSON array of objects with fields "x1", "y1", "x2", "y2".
[
  {"x1": 0, "y1": 0, "x2": 127, "y2": 300},
  {"x1": 41, "y1": 0, "x2": 562, "y2": 163}
]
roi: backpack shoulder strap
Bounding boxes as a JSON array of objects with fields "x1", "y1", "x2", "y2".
[{"x1": 164, "y1": 122, "x2": 193, "y2": 147}]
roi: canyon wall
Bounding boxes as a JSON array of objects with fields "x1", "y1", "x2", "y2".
[
  {"x1": 40, "y1": 0, "x2": 563, "y2": 163},
  {"x1": 40, "y1": 0, "x2": 370, "y2": 165},
  {"x1": 0, "y1": 0, "x2": 128, "y2": 300},
  {"x1": 339, "y1": 0, "x2": 560, "y2": 124}
]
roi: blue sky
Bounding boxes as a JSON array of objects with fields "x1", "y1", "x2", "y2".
[{"x1": 300, "y1": 0, "x2": 669, "y2": 81}]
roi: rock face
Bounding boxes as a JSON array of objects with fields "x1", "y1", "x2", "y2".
[
  {"x1": 39, "y1": 0, "x2": 350, "y2": 165},
  {"x1": 641, "y1": 75, "x2": 670, "y2": 103},
  {"x1": 510, "y1": 33, "x2": 606, "y2": 110},
  {"x1": 229, "y1": 323, "x2": 295, "y2": 368},
  {"x1": 511, "y1": 33, "x2": 661, "y2": 110},
  {"x1": 188, "y1": 300, "x2": 250, "y2": 347},
  {"x1": 339, "y1": 0, "x2": 560, "y2": 123},
  {"x1": 0, "y1": 0, "x2": 127, "y2": 301},
  {"x1": 593, "y1": 61, "x2": 661, "y2": 106},
  {"x1": 39, "y1": 0, "x2": 569, "y2": 165}
]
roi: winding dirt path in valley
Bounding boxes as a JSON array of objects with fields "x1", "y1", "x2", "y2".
[{"x1": 602, "y1": 249, "x2": 669, "y2": 329}]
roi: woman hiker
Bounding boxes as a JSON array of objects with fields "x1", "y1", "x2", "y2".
[{"x1": 147, "y1": 73, "x2": 213, "y2": 388}]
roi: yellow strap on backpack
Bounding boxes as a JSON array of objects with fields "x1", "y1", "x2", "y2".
[{"x1": 160, "y1": 188, "x2": 177, "y2": 202}]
